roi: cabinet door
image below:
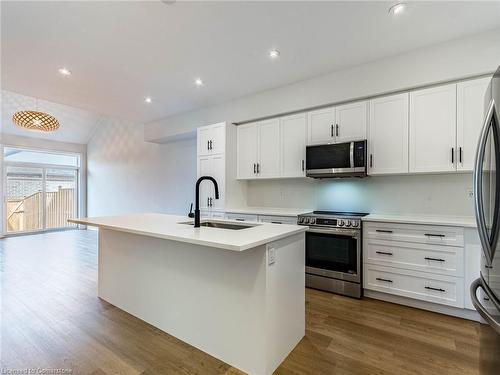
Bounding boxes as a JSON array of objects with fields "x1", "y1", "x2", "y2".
[
  {"x1": 368, "y1": 93, "x2": 409, "y2": 175},
  {"x1": 457, "y1": 77, "x2": 492, "y2": 171},
  {"x1": 197, "y1": 127, "x2": 212, "y2": 156},
  {"x1": 307, "y1": 107, "x2": 335, "y2": 145},
  {"x1": 258, "y1": 119, "x2": 281, "y2": 178},
  {"x1": 237, "y1": 123, "x2": 259, "y2": 179},
  {"x1": 210, "y1": 154, "x2": 225, "y2": 211},
  {"x1": 409, "y1": 84, "x2": 457, "y2": 173},
  {"x1": 281, "y1": 113, "x2": 307, "y2": 177},
  {"x1": 335, "y1": 101, "x2": 368, "y2": 143},
  {"x1": 197, "y1": 156, "x2": 212, "y2": 210},
  {"x1": 209, "y1": 122, "x2": 226, "y2": 155}
]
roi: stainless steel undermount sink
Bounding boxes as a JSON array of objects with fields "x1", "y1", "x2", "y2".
[{"x1": 179, "y1": 220, "x2": 256, "y2": 230}]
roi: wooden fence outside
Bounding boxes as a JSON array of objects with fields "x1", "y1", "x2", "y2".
[{"x1": 6, "y1": 188, "x2": 75, "y2": 233}]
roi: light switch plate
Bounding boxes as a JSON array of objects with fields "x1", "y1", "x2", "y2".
[{"x1": 268, "y1": 248, "x2": 276, "y2": 265}]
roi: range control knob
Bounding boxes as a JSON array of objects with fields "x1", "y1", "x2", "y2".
[
  {"x1": 304, "y1": 218, "x2": 310, "y2": 224},
  {"x1": 352, "y1": 221, "x2": 359, "y2": 228},
  {"x1": 345, "y1": 220, "x2": 352, "y2": 227},
  {"x1": 338, "y1": 220, "x2": 345, "y2": 226},
  {"x1": 310, "y1": 218, "x2": 316, "y2": 224},
  {"x1": 298, "y1": 217, "x2": 304, "y2": 224}
]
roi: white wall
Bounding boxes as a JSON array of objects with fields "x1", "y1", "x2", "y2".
[
  {"x1": 87, "y1": 117, "x2": 196, "y2": 217},
  {"x1": 247, "y1": 174, "x2": 475, "y2": 216}
]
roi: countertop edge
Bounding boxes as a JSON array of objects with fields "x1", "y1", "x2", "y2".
[{"x1": 362, "y1": 214, "x2": 477, "y2": 228}]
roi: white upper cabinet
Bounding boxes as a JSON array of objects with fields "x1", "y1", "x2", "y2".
[
  {"x1": 457, "y1": 77, "x2": 492, "y2": 172},
  {"x1": 335, "y1": 101, "x2": 368, "y2": 143},
  {"x1": 409, "y1": 84, "x2": 457, "y2": 173},
  {"x1": 307, "y1": 107, "x2": 335, "y2": 145},
  {"x1": 258, "y1": 119, "x2": 281, "y2": 178},
  {"x1": 197, "y1": 122, "x2": 226, "y2": 156},
  {"x1": 237, "y1": 123, "x2": 259, "y2": 179},
  {"x1": 368, "y1": 93, "x2": 409, "y2": 175},
  {"x1": 281, "y1": 113, "x2": 307, "y2": 177}
]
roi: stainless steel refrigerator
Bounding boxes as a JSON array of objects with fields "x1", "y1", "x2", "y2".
[{"x1": 471, "y1": 66, "x2": 500, "y2": 372}]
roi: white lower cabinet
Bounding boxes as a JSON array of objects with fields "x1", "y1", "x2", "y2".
[
  {"x1": 258, "y1": 215, "x2": 297, "y2": 225},
  {"x1": 364, "y1": 220, "x2": 479, "y2": 314},
  {"x1": 225, "y1": 213, "x2": 259, "y2": 222}
]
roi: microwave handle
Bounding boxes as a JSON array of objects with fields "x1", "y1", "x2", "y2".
[{"x1": 350, "y1": 142, "x2": 354, "y2": 168}]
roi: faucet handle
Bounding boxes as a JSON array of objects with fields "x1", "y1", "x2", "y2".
[{"x1": 188, "y1": 203, "x2": 194, "y2": 218}]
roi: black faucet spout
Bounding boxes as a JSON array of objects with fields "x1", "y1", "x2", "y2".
[{"x1": 194, "y1": 176, "x2": 219, "y2": 228}]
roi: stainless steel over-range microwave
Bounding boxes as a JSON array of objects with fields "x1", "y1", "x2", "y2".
[{"x1": 306, "y1": 140, "x2": 367, "y2": 178}]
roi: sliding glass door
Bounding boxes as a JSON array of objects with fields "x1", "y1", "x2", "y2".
[{"x1": 3, "y1": 147, "x2": 80, "y2": 235}]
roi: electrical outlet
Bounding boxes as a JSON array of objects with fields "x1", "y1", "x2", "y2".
[
  {"x1": 268, "y1": 248, "x2": 276, "y2": 265},
  {"x1": 467, "y1": 189, "x2": 474, "y2": 199}
]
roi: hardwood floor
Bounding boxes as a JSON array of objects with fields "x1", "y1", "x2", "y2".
[{"x1": 0, "y1": 230, "x2": 485, "y2": 374}]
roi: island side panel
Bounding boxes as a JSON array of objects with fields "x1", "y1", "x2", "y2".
[
  {"x1": 97, "y1": 228, "x2": 267, "y2": 374},
  {"x1": 265, "y1": 233, "x2": 306, "y2": 374}
]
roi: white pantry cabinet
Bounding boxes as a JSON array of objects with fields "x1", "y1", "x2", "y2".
[
  {"x1": 281, "y1": 113, "x2": 307, "y2": 177},
  {"x1": 237, "y1": 119, "x2": 281, "y2": 179},
  {"x1": 409, "y1": 84, "x2": 457, "y2": 173},
  {"x1": 335, "y1": 101, "x2": 368, "y2": 143},
  {"x1": 197, "y1": 154, "x2": 225, "y2": 213},
  {"x1": 307, "y1": 101, "x2": 368, "y2": 145},
  {"x1": 368, "y1": 93, "x2": 409, "y2": 175},
  {"x1": 197, "y1": 122, "x2": 225, "y2": 156},
  {"x1": 457, "y1": 77, "x2": 492, "y2": 171}
]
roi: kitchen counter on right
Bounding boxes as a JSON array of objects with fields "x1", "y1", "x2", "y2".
[{"x1": 362, "y1": 213, "x2": 477, "y2": 228}]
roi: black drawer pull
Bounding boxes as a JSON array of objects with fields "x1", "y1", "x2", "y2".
[
  {"x1": 271, "y1": 221, "x2": 282, "y2": 224},
  {"x1": 376, "y1": 229, "x2": 393, "y2": 233},
  {"x1": 235, "y1": 218, "x2": 245, "y2": 221},
  {"x1": 425, "y1": 233, "x2": 445, "y2": 238},
  {"x1": 376, "y1": 251, "x2": 393, "y2": 256},
  {"x1": 424, "y1": 257, "x2": 445, "y2": 262},
  {"x1": 376, "y1": 277, "x2": 393, "y2": 283},
  {"x1": 425, "y1": 286, "x2": 445, "y2": 292}
]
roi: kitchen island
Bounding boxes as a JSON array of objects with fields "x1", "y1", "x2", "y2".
[{"x1": 69, "y1": 213, "x2": 306, "y2": 375}]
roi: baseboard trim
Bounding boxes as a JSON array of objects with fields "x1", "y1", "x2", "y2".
[{"x1": 364, "y1": 290, "x2": 482, "y2": 322}]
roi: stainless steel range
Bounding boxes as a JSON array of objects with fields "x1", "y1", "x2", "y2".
[{"x1": 297, "y1": 211, "x2": 368, "y2": 298}]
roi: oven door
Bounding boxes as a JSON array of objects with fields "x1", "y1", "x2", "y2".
[{"x1": 305, "y1": 227, "x2": 360, "y2": 283}]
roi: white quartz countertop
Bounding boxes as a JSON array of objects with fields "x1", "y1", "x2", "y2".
[
  {"x1": 69, "y1": 213, "x2": 306, "y2": 252},
  {"x1": 362, "y1": 213, "x2": 477, "y2": 228},
  {"x1": 224, "y1": 207, "x2": 313, "y2": 217}
]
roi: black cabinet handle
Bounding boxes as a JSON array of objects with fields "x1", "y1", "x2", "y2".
[
  {"x1": 370, "y1": 154, "x2": 373, "y2": 168},
  {"x1": 425, "y1": 286, "x2": 445, "y2": 292},
  {"x1": 257, "y1": 163, "x2": 260, "y2": 173},
  {"x1": 451, "y1": 147, "x2": 454, "y2": 164},
  {"x1": 376, "y1": 251, "x2": 393, "y2": 256},
  {"x1": 330, "y1": 124, "x2": 334, "y2": 137},
  {"x1": 302, "y1": 160, "x2": 305, "y2": 171},
  {"x1": 207, "y1": 197, "x2": 210, "y2": 206},
  {"x1": 209, "y1": 140, "x2": 213, "y2": 150},
  {"x1": 459, "y1": 147, "x2": 462, "y2": 164},
  {"x1": 207, "y1": 141, "x2": 210, "y2": 150},
  {"x1": 271, "y1": 221, "x2": 282, "y2": 224},
  {"x1": 235, "y1": 218, "x2": 245, "y2": 221},
  {"x1": 376, "y1": 277, "x2": 393, "y2": 283},
  {"x1": 253, "y1": 163, "x2": 256, "y2": 174},
  {"x1": 425, "y1": 233, "x2": 445, "y2": 238},
  {"x1": 336, "y1": 124, "x2": 339, "y2": 137},
  {"x1": 424, "y1": 257, "x2": 445, "y2": 262},
  {"x1": 376, "y1": 229, "x2": 393, "y2": 233}
]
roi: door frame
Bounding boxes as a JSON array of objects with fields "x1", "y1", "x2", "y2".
[{"x1": 3, "y1": 148, "x2": 81, "y2": 236}]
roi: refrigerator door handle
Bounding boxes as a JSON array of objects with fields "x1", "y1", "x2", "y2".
[
  {"x1": 473, "y1": 99, "x2": 497, "y2": 265},
  {"x1": 471, "y1": 277, "x2": 500, "y2": 335}
]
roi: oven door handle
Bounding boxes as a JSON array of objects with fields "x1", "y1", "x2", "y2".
[{"x1": 307, "y1": 227, "x2": 359, "y2": 237}]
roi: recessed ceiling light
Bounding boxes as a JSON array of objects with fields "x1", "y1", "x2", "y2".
[
  {"x1": 195, "y1": 78, "x2": 203, "y2": 87},
  {"x1": 388, "y1": 2, "x2": 407, "y2": 16},
  {"x1": 269, "y1": 49, "x2": 280, "y2": 59},
  {"x1": 58, "y1": 67, "x2": 72, "y2": 76},
  {"x1": 144, "y1": 97, "x2": 152, "y2": 104}
]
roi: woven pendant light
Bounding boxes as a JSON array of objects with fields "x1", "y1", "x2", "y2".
[{"x1": 12, "y1": 99, "x2": 60, "y2": 132}]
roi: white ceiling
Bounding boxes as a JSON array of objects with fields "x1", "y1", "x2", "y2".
[{"x1": 2, "y1": 1, "x2": 500, "y2": 124}]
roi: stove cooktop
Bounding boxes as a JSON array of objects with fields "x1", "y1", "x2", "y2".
[{"x1": 311, "y1": 211, "x2": 369, "y2": 217}]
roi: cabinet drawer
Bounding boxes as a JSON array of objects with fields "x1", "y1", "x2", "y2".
[
  {"x1": 258, "y1": 215, "x2": 297, "y2": 225},
  {"x1": 364, "y1": 239, "x2": 463, "y2": 277},
  {"x1": 364, "y1": 264, "x2": 464, "y2": 308},
  {"x1": 364, "y1": 222, "x2": 464, "y2": 247},
  {"x1": 225, "y1": 213, "x2": 258, "y2": 222}
]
